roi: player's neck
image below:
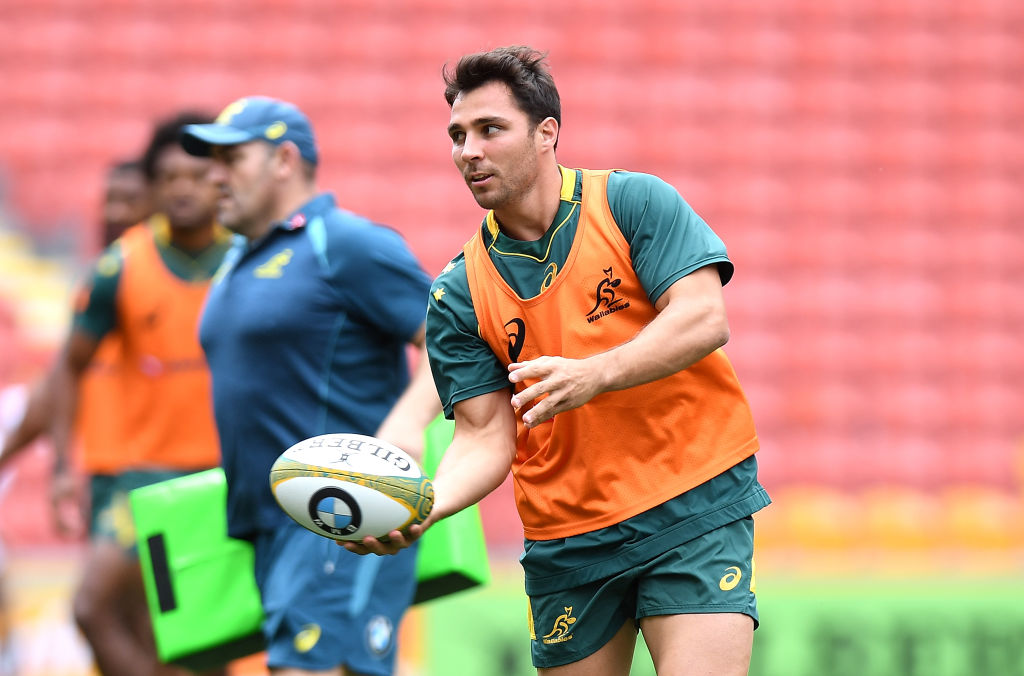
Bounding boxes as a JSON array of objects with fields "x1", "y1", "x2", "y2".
[
  {"x1": 493, "y1": 162, "x2": 562, "y2": 241},
  {"x1": 168, "y1": 221, "x2": 216, "y2": 252}
]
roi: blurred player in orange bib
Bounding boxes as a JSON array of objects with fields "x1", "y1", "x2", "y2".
[{"x1": 0, "y1": 112, "x2": 230, "y2": 676}]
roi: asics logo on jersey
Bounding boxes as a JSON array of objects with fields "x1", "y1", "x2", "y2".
[
  {"x1": 540, "y1": 262, "x2": 558, "y2": 293},
  {"x1": 542, "y1": 606, "x2": 577, "y2": 644},
  {"x1": 505, "y1": 318, "x2": 526, "y2": 362},
  {"x1": 586, "y1": 267, "x2": 630, "y2": 323},
  {"x1": 254, "y1": 249, "x2": 293, "y2": 278},
  {"x1": 719, "y1": 566, "x2": 743, "y2": 591}
]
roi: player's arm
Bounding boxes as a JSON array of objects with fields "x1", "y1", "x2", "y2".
[
  {"x1": 0, "y1": 269, "x2": 112, "y2": 474},
  {"x1": 509, "y1": 264, "x2": 729, "y2": 428},
  {"x1": 0, "y1": 373, "x2": 57, "y2": 471},
  {"x1": 48, "y1": 249, "x2": 121, "y2": 532},
  {"x1": 45, "y1": 326, "x2": 105, "y2": 536},
  {"x1": 373, "y1": 325, "x2": 441, "y2": 465},
  {"x1": 49, "y1": 329, "x2": 103, "y2": 474},
  {"x1": 344, "y1": 387, "x2": 516, "y2": 556}
]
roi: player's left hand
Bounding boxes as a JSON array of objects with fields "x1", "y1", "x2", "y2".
[
  {"x1": 508, "y1": 356, "x2": 604, "y2": 429},
  {"x1": 340, "y1": 523, "x2": 425, "y2": 556}
]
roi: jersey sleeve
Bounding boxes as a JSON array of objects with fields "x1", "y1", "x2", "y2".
[
  {"x1": 607, "y1": 171, "x2": 734, "y2": 304},
  {"x1": 71, "y1": 243, "x2": 124, "y2": 340},
  {"x1": 326, "y1": 222, "x2": 432, "y2": 342},
  {"x1": 425, "y1": 256, "x2": 510, "y2": 419}
]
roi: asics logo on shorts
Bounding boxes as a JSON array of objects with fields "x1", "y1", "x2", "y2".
[
  {"x1": 542, "y1": 606, "x2": 577, "y2": 644},
  {"x1": 294, "y1": 623, "x2": 321, "y2": 653},
  {"x1": 719, "y1": 566, "x2": 743, "y2": 591}
]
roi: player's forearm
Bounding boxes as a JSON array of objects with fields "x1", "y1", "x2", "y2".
[
  {"x1": 427, "y1": 438, "x2": 511, "y2": 526},
  {"x1": 0, "y1": 379, "x2": 53, "y2": 469},
  {"x1": 588, "y1": 295, "x2": 729, "y2": 395},
  {"x1": 47, "y1": 363, "x2": 79, "y2": 476},
  {"x1": 426, "y1": 393, "x2": 517, "y2": 526}
]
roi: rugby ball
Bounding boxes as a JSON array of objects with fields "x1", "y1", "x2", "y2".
[{"x1": 269, "y1": 433, "x2": 434, "y2": 542}]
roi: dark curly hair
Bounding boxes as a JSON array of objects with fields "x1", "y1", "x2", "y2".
[
  {"x1": 140, "y1": 111, "x2": 214, "y2": 182},
  {"x1": 443, "y1": 45, "x2": 561, "y2": 143}
]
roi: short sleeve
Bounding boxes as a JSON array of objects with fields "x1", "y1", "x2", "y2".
[
  {"x1": 71, "y1": 243, "x2": 124, "y2": 340},
  {"x1": 425, "y1": 256, "x2": 510, "y2": 419},
  {"x1": 326, "y1": 222, "x2": 432, "y2": 342},
  {"x1": 607, "y1": 171, "x2": 734, "y2": 304}
]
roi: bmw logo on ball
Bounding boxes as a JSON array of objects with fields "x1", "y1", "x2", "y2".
[{"x1": 308, "y1": 487, "x2": 362, "y2": 537}]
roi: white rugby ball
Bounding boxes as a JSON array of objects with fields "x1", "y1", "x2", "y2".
[{"x1": 269, "y1": 433, "x2": 433, "y2": 542}]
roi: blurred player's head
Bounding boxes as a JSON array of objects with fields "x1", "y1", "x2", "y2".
[
  {"x1": 443, "y1": 46, "x2": 561, "y2": 211},
  {"x1": 180, "y1": 97, "x2": 319, "y2": 239},
  {"x1": 142, "y1": 111, "x2": 219, "y2": 232},
  {"x1": 101, "y1": 159, "x2": 150, "y2": 246}
]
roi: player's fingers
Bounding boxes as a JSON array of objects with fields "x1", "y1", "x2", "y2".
[
  {"x1": 340, "y1": 540, "x2": 373, "y2": 555},
  {"x1": 510, "y1": 381, "x2": 546, "y2": 409},
  {"x1": 507, "y1": 357, "x2": 552, "y2": 383},
  {"x1": 523, "y1": 399, "x2": 561, "y2": 428}
]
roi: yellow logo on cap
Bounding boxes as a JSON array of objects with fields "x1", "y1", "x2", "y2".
[
  {"x1": 265, "y1": 121, "x2": 287, "y2": 140},
  {"x1": 216, "y1": 99, "x2": 248, "y2": 124}
]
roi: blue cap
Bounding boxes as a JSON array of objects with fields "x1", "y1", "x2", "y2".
[{"x1": 180, "y1": 96, "x2": 318, "y2": 165}]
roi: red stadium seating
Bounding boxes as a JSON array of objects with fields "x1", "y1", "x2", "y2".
[{"x1": 0, "y1": 0, "x2": 1021, "y2": 554}]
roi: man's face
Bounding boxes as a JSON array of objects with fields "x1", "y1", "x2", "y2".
[
  {"x1": 102, "y1": 168, "x2": 150, "y2": 245},
  {"x1": 448, "y1": 81, "x2": 541, "y2": 212},
  {"x1": 151, "y1": 146, "x2": 218, "y2": 230},
  {"x1": 208, "y1": 141, "x2": 278, "y2": 238}
]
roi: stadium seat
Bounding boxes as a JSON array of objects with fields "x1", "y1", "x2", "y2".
[{"x1": 1, "y1": 1, "x2": 1021, "y2": 537}]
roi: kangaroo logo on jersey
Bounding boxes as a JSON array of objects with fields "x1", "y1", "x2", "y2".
[
  {"x1": 542, "y1": 606, "x2": 577, "y2": 644},
  {"x1": 254, "y1": 249, "x2": 293, "y2": 278},
  {"x1": 505, "y1": 318, "x2": 526, "y2": 362},
  {"x1": 586, "y1": 267, "x2": 630, "y2": 323}
]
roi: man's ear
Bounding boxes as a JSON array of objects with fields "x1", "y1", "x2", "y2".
[
  {"x1": 275, "y1": 141, "x2": 303, "y2": 177},
  {"x1": 536, "y1": 117, "x2": 559, "y2": 152}
]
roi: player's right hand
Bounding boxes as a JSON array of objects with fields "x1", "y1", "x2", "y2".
[{"x1": 340, "y1": 523, "x2": 426, "y2": 556}]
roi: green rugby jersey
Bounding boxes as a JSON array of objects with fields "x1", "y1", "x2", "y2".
[
  {"x1": 426, "y1": 167, "x2": 733, "y2": 419},
  {"x1": 426, "y1": 167, "x2": 770, "y2": 579},
  {"x1": 75, "y1": 220, "x2": 233, "y2": 339}
]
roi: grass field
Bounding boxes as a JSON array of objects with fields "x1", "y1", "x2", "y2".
[{"x1": 6, "y1": 547, "x2": 1024, "y2": 676}]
